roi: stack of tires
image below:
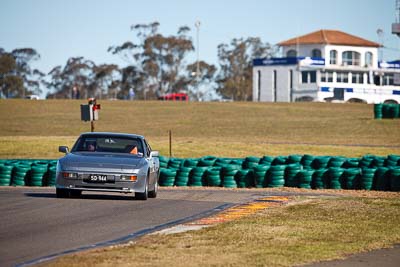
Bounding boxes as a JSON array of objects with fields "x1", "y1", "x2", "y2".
[
  {"x1": 175, "y1": 167, "x2": 192, "y2": 186},
  {"x1": 297, "y1": 170, "x2": 314, "y2": 189},
  {"x1": 360, "y1": 168, "x2": 376, "y2": 190},
  {"x1": 374, "y1": 103, "x2": 383, "y2": 119},
  {"x1": 30, "y1": 162, "x2": 48, "y2": 186},
  {"x1": 266, "y1": 165, "x2": 285, "y2": 187},
  {"x1": 159, "y1": 168, "x2": 176, "y2": 186},
  {"x1": 221, "y1": 165, "x2": 240, "y2": 188},
  {"x1": 342, "y1": 168, "x2": 360, "y2": 189},
  {"x1": 285, "y1": 164, "x2": 302, "y2": 187},
  {"x1": 189, "y1": 167, "x2": 208, "y2": 186},
  {"x1": 328, "y1": 167, "x2": 345, "y2": 189},
  {"x1": 235, "y1": 169, "x2": 253, "y2": 188},
  {"x1": 252, "y1": 165, "x2": 269, "y2": 188},
  {"x1": 312, "y1": 169, "x2": 328, "y2": 189},
  {"x1": 205, "y1": 167, "x2": 222, "y2": 187},
  {"x1": 12, "y1": 163, "x2": 31, "y2": 186},
  {"x1": 0, "y1": 164, "x2": 14, "y2": 186}
]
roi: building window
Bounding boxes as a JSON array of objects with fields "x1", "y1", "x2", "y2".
[
  {"x1": 330, "y1": 50, "x2": 337, "y2": 65},
  {"x1": 301, "y1": 71, "x2": 317, "y2": 83},
  {"x1": 289, "y1": 70, "x2": 293, "y2": 89},
  {"x1": 327, "y1": 72, "x2": 333, "y2": 82},
  {"x1": 351, "y1": 72, "x2": 365, "y2": 84},
  {"x1": 311, "y1": 49, "x2": 322, "y2": 58},
  {"x1": 342, "y1": 51, "x2": 361, "y2": 66},
  {"x1": 383, "y1": 74, "x2": 394, "y2": 86},
  {"x1": 321, "y1": 71, "x2": 326, "y2": 82},
  {"x1": 310, "y1": 71, "x2": 316, "y2": 83},
  {"x1": 301, "y1": 71, "x2": 308, "y2": 84},
  {"x1": 336, "y1": 72, "x2": 349, "y2": 83},
  {"x1": 365, "y1": 52, "x2": 373, "y2": 67},
  {"x1": 287, "y1": 50, "x2": 297, "y2": 57}
]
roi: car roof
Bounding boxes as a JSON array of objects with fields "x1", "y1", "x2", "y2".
[{"x1": 80, "y1": 132, "x2": 144, "y2": 139}]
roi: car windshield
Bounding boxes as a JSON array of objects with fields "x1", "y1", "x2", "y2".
[{"x1": 72, "y1": 135, "x2": 144, "y2": 155}]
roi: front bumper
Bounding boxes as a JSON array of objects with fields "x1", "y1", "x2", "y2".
[{"x1": 56, "y1": 171, "x2": 147, "y2": 194}]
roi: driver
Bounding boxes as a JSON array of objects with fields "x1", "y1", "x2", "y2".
[{"x1": 87, "y1": 141, "x2": 96, "y2": 152}]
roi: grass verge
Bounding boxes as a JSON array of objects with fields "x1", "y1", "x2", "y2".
[{"x1": 40, "y1": 194, "x2": 400, "y2": 267}]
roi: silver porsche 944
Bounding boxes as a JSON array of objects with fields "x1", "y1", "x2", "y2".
[{"x1": 56, "y1": 132, "x2": 160, "y2": 200}]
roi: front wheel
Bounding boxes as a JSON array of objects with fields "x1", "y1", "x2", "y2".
[{"x1": 135, "y1": 177, "x2": 148, "y2": 200}]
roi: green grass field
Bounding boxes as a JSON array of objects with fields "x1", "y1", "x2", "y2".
[{"x1": 0, "y1": 99, "x2": 399, "y2": 159}]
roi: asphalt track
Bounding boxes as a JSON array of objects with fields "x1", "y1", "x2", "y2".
[{"x1": 0, "y1": 187, "x2": 275, "y2": 267}]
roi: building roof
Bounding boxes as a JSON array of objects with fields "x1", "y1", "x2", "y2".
[{"x1": 277, "y1": 29, "x2": 380, "y2": 47}]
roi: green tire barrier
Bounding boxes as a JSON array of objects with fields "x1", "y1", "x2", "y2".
[
  {"x1": 374, "y1": 103, "x2": 400, "y2": 119},
  {"x1": 205, "y1": 167, "x2": 222, "y2": 187},
  {"x1": 343, "y1": 168, "x2": 360, "y2": 190},
  {"x1": 235, "y1": 169, "x2": 254, "y2": 188},
  {"x1": 30, "y1": 164, "x2": 48, "y2": 186},
  {"x1": 374, "y1": 103, "x2": 383, "y2": 119},
  {"x1": 189, "y1": 167, "x2": 208, "y2": 186},
  {"x1": 159, "y1": 168, "x2": 176, "y2": 186},
  {"x1": 328, "y1": 157, "x2": 346, "y2": 168},
  {"x1": 312, "y1": 156, "x2": 330, "y2": 169},
  {"x1": 287, "y1": 155, "x2": 302, "y2": 164},
  {"x1": 272, "y1": 156, "x2": 287, "y2": 166},
  {"x1": 47, "y1": 166, "x2": 57, "y2": 186},
  {"x1": 390, "y1": 168, "x2": 400, "y2": 191},
  {"x1": 328, "y1": 167, "x2": 345, "y2": 190},
  {"x1": 301, "y1": 155, "x2": 315, "y2": 169},
  {"x1": 175, "y1": 167, "x2": 193, "y2": 186},
  {"x1": 374, "y1": 167, "x2": 391, "y2": 191},
  {"x1": 297, "y1": 170, "x2": 314, "y2": 189},
  {"x1": 12, "y1": 164, "x2": 31, "y2": 186},
  {"x1": 221, "y1": 165, "x2": 240, "y2": 188},
  {"x1": 0, "y1": 165, "x2": 14, "y2": 186},
  {"x1": 285, "y1": 164, "x2": 302, "y2": 187},
  {"x1": 1, "y1": 156, "x2": 399, "y2": 192},
  {"x1": 360, "y1": 168, "x2": 376, "y2": 190},
  {"x1": 242, "y1": 156, "x2": 260, "y2": 169},
  {"x1": 266, "y1": 165, "x2": 285, "y2": 187},
  {"x1": 253, "y1": 165, "x2": 269, "y2": 188},
  {"x1": 312, "y1": 169, "x2": 327, "y2": 189}
]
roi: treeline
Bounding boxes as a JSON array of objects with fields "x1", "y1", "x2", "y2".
[{"x1": 0, "y1": 22, "x2": 275, "y2": 101}]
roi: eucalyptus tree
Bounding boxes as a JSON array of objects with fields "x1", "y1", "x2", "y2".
[{"x1": 216, "y1": 37, "x2": 275, "y2": 101}]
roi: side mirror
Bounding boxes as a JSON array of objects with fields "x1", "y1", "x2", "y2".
[
  {"x1": 59, "y1": 146, "x2": 69, "y2": 154},
  {"x1": 150, "y1": 151, "x2": 159, "y2": 157}
]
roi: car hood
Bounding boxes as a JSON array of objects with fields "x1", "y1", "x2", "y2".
[{"x1": 59, "y1": 152, "x2": 146, "y2": 173}]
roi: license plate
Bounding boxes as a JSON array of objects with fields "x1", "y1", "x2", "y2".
[{"x1": 85, "y1": 174, "x2": 114, "y2": 183}]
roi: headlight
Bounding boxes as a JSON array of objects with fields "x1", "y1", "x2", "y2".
[{"x1": 62, "y1": 172, "x2": 78, "y2": 179}]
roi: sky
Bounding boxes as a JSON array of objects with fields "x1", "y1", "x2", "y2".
[{"x1": 0, "y1": 0, "x2": 399, "y2": 77}]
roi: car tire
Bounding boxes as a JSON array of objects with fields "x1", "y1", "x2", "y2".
[
  {"x1": 56, "y1": 188, "x2": 70, "y2": 198},
  {"x1": 148, "y1": 181, "x2": 158, "y2": 198},
  {"x1": 135, "y1": 177, "x2": 148, "y2": 200}
]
